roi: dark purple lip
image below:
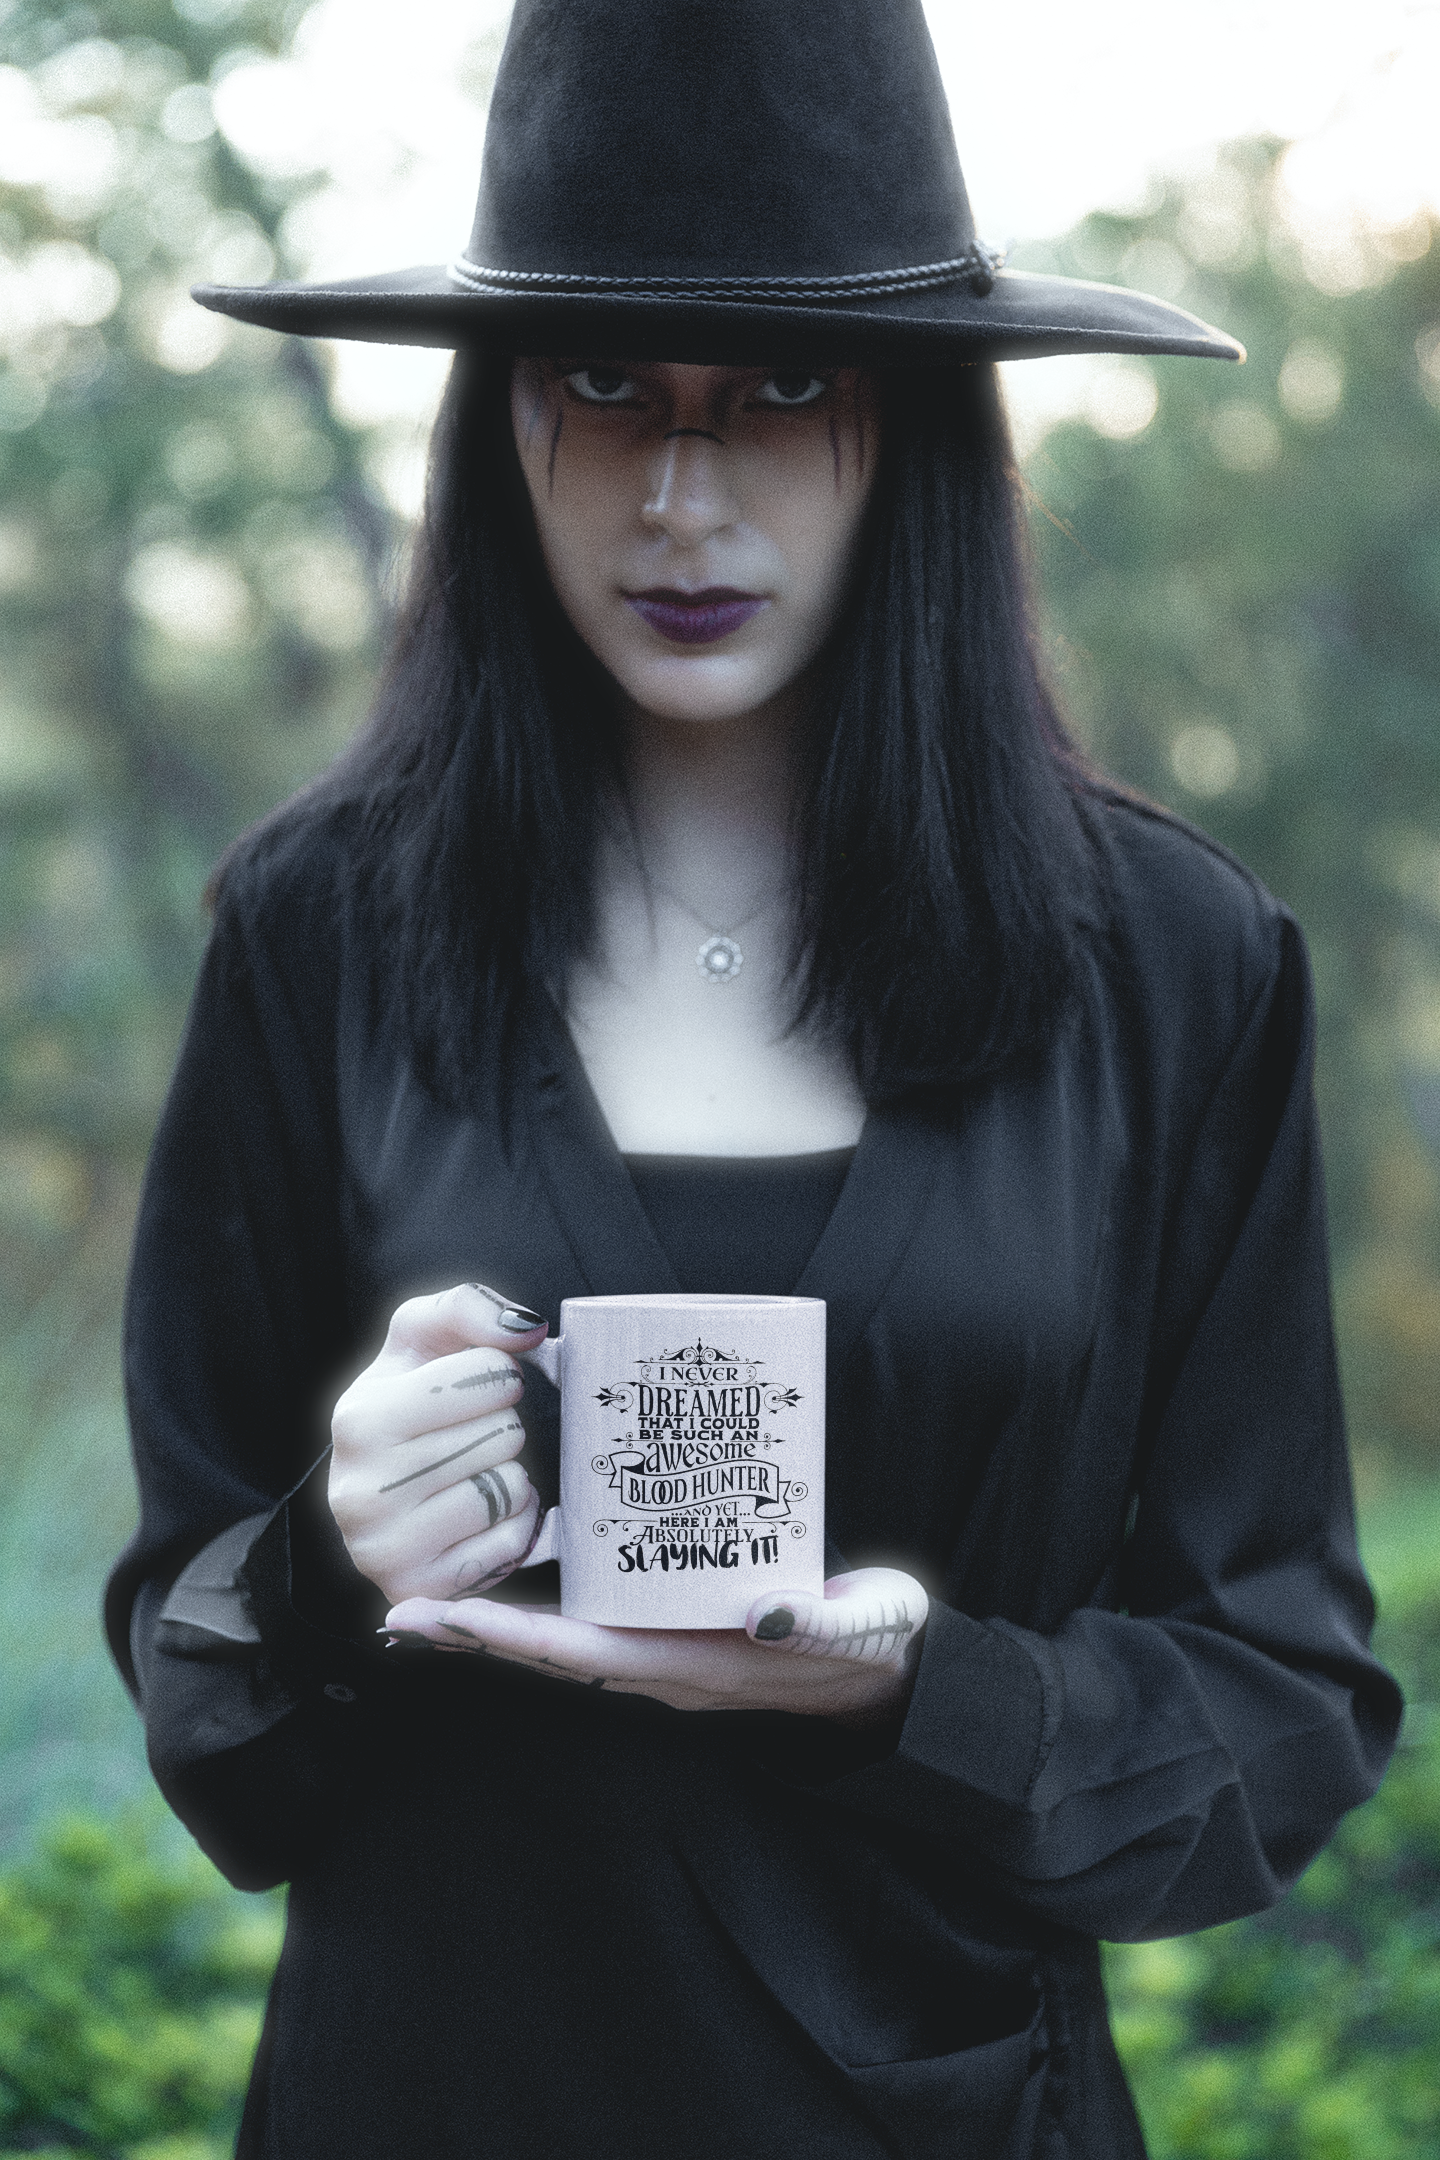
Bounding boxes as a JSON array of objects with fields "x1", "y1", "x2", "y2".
[{"x1": 625, "y1": 587, "x2": 768, "y2": 646}]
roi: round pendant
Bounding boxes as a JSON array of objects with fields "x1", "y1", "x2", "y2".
[{"x1": 696, "y1": 934, "x2": 744, "y2": 983}]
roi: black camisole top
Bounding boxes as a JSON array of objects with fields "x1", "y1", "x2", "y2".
[{"x1": 622, "y1": 1148, "x2": 857, "y2": 1296}]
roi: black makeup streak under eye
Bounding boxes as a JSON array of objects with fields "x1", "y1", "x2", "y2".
[
  {"x1": 547, "y1": 400, "x2": 565, "y2": 495},
  {"x1": 828, "y1": 412, "x2": 842, "y2": 492},
  {"x1": 854, "y1": 379, "x2": 869, "y2": 479}
]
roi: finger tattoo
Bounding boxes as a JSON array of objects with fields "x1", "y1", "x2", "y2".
[
  {"x1": 471, "y1": 1467, "x2": 514, "y2": 1528},
  {"x1": 434, "y1": 1619, "x2": 612, "y2": 1688},
  {"x1": 816, "y1": 1599, "x2": 918, "y2": 1661},
  {"x1": 426, "y1": 1367, "x2": 514, "y2": 1398},
  {"x1": 760, "y1": 1597, "x2": 919, "y2": 1661},
  {"x1": 379, "y1": 1415, "x2": 525, "y2": 1492},
  {"x1": 453, "y1": 1562, "x2": 514, "y2": 1598}
]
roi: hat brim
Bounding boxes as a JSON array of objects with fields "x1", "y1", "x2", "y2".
[{"x1": 192, "y1": 264, "x2": 1243, "y2": 366}]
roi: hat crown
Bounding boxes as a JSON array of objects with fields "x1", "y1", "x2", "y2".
[
  {"x1": 191, "y1": 0, "x2": 1244, "y2": 368},
  {"x1": 468, "y1": 0, "x2": 977, "y2": 285}
]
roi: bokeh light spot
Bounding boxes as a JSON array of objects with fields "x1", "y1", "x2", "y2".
[
  {"x1": 1418, "y1": 328, "x2": 1440, "y2": 409},
  {"x1": 0, "y1": 1136, "x2": 91, "y2": 1235},
  {"x1": 161, "y1": 83, "x2": 217, "y2": 144},
  {"x1": 0, "y1": 519, "x2": 41, "y2": 595},
  {"x1": 1171, "y1": 724, "x2": 1241, "y2": 799},
  {"x1": 1278, "y1": 341, "x2": 1344, "y2": 425},
  {"x1": 0, "y1": 373, "x2": 47, "y2": 432},
  {"x1": 1211, "y1": 402, "x2": 1282, "y2": 471},
  {"x1": 1083, "y1": 359, "x2": 1159, "y2": 441},
  {"x1": 166, "y1": 423, "x2": 238, "y2": 500},
  {"x1": 125, "y1": 540, "x2": 253, "y2": 647},
  {"x1": 148, "y1": 291, "x2": 230, "y2": 374},
  {"x1": 1118, "y1": 237, "x2": 1189, "y2": 299}
]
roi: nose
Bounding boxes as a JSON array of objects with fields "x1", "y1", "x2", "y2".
[{"x1": 640, "y1": 432, "x2": 740, "y2": 546}]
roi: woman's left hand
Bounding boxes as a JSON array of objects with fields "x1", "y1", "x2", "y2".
[{"x1": 384, "y1": 1567, "x2": 928, "y2": 1726}]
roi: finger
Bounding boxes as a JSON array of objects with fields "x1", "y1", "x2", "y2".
[
  {"x1": 466, "y1": 1460, "x2": 527, "y2": 1530},
  {"x1": 399, "y1": 1455, "x2": 533, "y2": 1558},
  {"x1": 429, "y1": 1483, "x2": 543, "y2": 1600},
  {"x1": 746, "y1": 1569, "x2": 928, "y2": 1662},
  {"x1": 384, "y1": 1591, "x2": 607, "y2": 1677},
  {"x1": 378, "y1": 1486, "x2": 542, "y2": 1603},
  {"x1": 334, "y1": 1348, "x2": 525, "y2": 1448},
  {"x1": 383, "y1": 1595, "x2": 716, "y2": 1689},
  {"x1": 375, "y1": 1283, "x2": 548, "y2": 1372},
  {"x1": 381, "y1": 1596, "x2": 908, "y2": 1716},
  {"x1": 330, "y1": 1407, "x2": 528, "y2": 1532},
  {"x1": 373, "y1": 1405, "x2": 528, "y2": 1491}
]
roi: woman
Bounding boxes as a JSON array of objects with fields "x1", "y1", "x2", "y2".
[{"x1": 107, "y1": 2, "x2": 1402, "y2": 2156}]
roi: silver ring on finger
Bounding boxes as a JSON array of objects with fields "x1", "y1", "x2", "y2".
[{"x1": 471, "y1": 1465, "x2": 518, "y2": 1530}]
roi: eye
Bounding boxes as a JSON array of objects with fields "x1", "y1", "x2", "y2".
[
  {"x1": 754, "y1": 373, "x2": 829, "y2": 407},
  {"x1": 564, "y1": 366, "x2": 640, "y2": 404}
]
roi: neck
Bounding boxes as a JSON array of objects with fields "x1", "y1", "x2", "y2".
[{"x1": 616, "y1": 686, "x2": 804, "y2": 908}]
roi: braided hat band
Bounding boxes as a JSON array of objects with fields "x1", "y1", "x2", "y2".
[{"x1": 446, "y1": 248, "x2": 1008, "y2": 304}]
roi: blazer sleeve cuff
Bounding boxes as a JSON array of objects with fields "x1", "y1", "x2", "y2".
[{"x1": 819, "y1": 1602, "x2": 1055, "y2": 1835}]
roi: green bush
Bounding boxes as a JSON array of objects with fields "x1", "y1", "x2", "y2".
[
  {"x1": 0, "y1": 1814, "x2": 280, "y2": 2160},
  {"x1": 1107, "y1": 1570, "x2": 1440, "y2": 2159},
  {"x1": 0, "y1": 1568, "x2": 1435, "y2": 2158}
]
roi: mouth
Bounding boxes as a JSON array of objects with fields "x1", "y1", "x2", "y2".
[{"x1": 625, "y1": 588, "x2": 768, "y2": 646}]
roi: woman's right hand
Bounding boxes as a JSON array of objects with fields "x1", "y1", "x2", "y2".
[{"x1": 328, "y1": 1282, "x2": 550, "y2": 1605}]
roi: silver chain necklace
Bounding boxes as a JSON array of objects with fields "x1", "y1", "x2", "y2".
[{"x1": 629, "y1": 847, "x2": 783, "y2": 984}]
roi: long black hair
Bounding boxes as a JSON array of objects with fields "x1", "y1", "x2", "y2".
[{"x1": 231, "y1": 348, "x2": 1100, "y2": 1106}]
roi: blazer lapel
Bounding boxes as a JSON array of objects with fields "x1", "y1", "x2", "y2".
[
  {"x1": 794, "y1": 1098, "x2": 958, "y2": 1376},
  {"x1": 523, "y1": 994, "x2": 682, "y2": 1296}
]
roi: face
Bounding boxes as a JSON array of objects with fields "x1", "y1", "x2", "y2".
[{"x1": 510, "y1": 359, "x2": 881, "y2": 726}]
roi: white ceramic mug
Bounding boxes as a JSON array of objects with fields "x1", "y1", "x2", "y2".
[{"x1": 517, "y1": 1293, "x2": 825, "y2": 1628}]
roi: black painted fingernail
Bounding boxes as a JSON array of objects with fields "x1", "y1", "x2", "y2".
[
  {"x1": 470, "y1": 1283, "x2": 545, "y2": 1330},
  {"x1": 754, "y1": 1607, "x2": 796, "y2": 1641}
]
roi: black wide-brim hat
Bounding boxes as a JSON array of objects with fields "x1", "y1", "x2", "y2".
[{"x1": 195, "y1": 0, "x2": 1243, "y2": 369}]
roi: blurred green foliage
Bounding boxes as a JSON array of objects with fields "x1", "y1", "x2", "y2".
[
  {"x1": 0, "y1": 0, "x2": 395, "y2": 1841},
  {"x1": 0, "y1": 1511, "x2": 1433, "y2": 2159},
  {"x1": 1106, "y1": 1482, "x2": 1440, "y2": 2158},
  {"x1": 0, "y1": 1813, "x2": 282, "y2": 2158},
  {"x1": 1017, "y1": 145, "x2": 1440, "y2": 1467}
]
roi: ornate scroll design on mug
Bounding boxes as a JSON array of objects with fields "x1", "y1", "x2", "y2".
[{"x1": 588, "y1": 1333, "x2": 811, "y2": 1583}]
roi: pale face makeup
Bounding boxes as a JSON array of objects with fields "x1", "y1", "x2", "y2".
[{"x1": 510, "y1": 359, "x2": 881, "y2": 726}]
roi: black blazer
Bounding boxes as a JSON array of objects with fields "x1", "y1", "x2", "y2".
[{"x1": 107, "y1": 793, "x2": 1400, "y2": 2160}]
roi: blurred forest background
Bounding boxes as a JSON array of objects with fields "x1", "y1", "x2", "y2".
[{"x1": 0, "y1": 0, "x2": 1438, "y2": 2154}]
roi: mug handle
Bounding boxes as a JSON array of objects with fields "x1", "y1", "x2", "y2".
[
  {"x1": 512, "y1": 1334, "x2": 563, "y2": 1571},
  {"x1": 518, "y1": 1505, "x2": 562, "y2": 1569},
  {"x1": 520, "y1": 1335, "x2": 562, "y2": 1388}
]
